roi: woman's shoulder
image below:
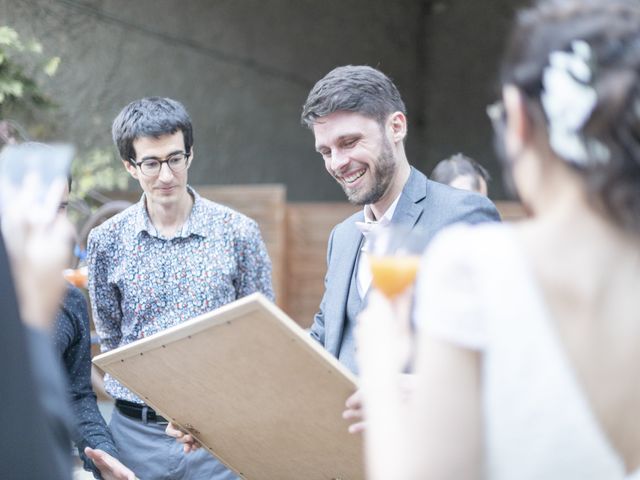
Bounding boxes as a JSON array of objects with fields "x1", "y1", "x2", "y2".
[
  {"x1": 416, "y1": 223, "x2": 516, "y2": 350},
  {"x1": 425, "y1": 222, "x2": 515, "y2": 266}
]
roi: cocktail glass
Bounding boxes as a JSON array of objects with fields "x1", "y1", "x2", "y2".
[{"x1": 367, "y1": 225, "x2": 426, "y2": 299}]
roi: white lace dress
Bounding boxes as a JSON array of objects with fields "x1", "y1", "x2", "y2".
[{"x1": 415, "y1": 223, "x2": 640, "y2": 480}]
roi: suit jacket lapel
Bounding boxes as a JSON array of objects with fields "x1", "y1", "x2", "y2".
[
  {"x1": 326, "y1": 168, "x2": 426, "y2": 356},
  {"x1": 391, "y1": 167, "x2": 426, "y2": 230},
  {"x1": 325, "y1": 215, "x2": 363, "y2": 357}
]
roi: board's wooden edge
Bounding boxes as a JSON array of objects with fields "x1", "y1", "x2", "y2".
[
  {"x1": 93, "y1": 292, "x2": 358, "y2": 386},
  {"x1": 92, "y1": 292, "x2": 361, "y2": 479}
]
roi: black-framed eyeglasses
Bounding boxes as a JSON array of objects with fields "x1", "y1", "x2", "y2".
[
  {"x1": 486, "y1": 100, "x2": 510, "y2": 168},
  {"x1": 486, "y1": 101, "x2": 505, "y2": 130},
  {"x1": 58, "y1": 200, "x2": 69, "y2": 213},
  {"x1": 131, "y1": 152, "x2": 191, "y2": 177}
]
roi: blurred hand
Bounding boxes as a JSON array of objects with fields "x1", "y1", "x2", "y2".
[
  {"x1": 166, "y1": 422, "x2": 202, "y2": 453},
  {"x1": 2, "y1": 176, "x2": 74, "y2": 330},
  {"x1": 343, "y1": 389, "x2": 366, "y2": 434},
  {"x1": 356, "y1": 289, "x2": 414, "y2": 376},
  {"x1": 349, "y1": 289, "x2": 416, "y2": 436},
  {"x1": 343, "y1": 374, "x2": 416, "y2": 435},
  {"x1": 84, "y1": 447, "x2": 136, "y2": 480}
]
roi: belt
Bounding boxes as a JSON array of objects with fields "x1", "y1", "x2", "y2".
[{"x1": 115, "y1": 399, "x2": 168, "y2": 424}]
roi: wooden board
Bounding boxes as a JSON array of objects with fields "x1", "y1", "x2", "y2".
[
  {"x1": 93, "y1": 293, "x2": 364, "y2": 480},
  {"x1": 285, "y1": 203, "x2": 359, "y2": 327}
]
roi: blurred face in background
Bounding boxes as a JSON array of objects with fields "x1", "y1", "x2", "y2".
[{"x1": 449, "y1": 174, "x2": 488, "y2": 196}]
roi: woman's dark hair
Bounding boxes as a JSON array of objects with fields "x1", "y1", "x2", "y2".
[{"x1": 500, "y1": 0, "x2": 640, "y2": 232}]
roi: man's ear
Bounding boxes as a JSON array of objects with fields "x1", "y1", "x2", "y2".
[
  {"x1": 387, "y1": 111, "x2": 407, "y2": 143},
  {"x1": 122, "y1": 159, "x2": 138, "y2": 180}
]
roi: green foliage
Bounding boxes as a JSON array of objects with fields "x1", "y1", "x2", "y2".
[
  {"x1": 0, "y1": 26, "x2": 59, "y2": 121},
  {"x1": 0, "y1": 27, "x2": 131, "y2": 230},
  {"x1": 70, "y1": 147, "x2": 131, "y2": 205}
]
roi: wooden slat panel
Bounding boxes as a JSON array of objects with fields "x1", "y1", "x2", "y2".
[
  {"x1": 494, "y1": 200, "x2": 527, "y2": 222},
  {"x1": 195, "y1": 185, "x2": 287, "y2": 309},
  {"x1": 285, "y1": 203, "x2": 359, "y2": 327},
  {"x1": 97, "y1": 191, "x2": 524, "y2": 329},
  {"x1": 284, "y1": 200, "x2": 526, "y2": 327}
]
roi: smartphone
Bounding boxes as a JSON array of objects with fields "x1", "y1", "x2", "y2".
[{"x1": 0, "y1": 142, "x2": 74, "y2": 224}]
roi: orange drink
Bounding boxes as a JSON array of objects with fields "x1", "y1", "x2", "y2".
[
  {"x1": 63, "y1": 266, "x2": 88, "y2": 289},
  {"x1": 369, "y1": 255, "x2": 421, "y2": 298}
]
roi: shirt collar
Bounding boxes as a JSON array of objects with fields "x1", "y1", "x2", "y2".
[
  {"x1": 133, "y1": 185, "x2": 208, "y2": 239},
  {"x1": 355, "y1": 192, "x2": 403, "y2": 238},
  {"x1": 362, "y1": 191, "x2": 402, "y2": 226}
]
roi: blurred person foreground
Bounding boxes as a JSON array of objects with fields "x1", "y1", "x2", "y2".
[{"x1": 355, "y1": 1, "x2": 640, "y2": 479}]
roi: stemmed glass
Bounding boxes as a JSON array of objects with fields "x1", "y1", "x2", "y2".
[
  {"x1": 367, "y1": 225, "x2": 426, "y2": 299},
  {"x1": 362, "y1": 224, "x2": 427, "y2": 371}
]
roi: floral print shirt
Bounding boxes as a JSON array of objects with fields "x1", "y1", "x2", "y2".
[{"x1": 87, "y1": 186, "x2": 273, "y2": 403}]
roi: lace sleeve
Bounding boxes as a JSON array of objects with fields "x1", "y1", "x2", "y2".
[{"x1": 413, "y1": 225, "x2": 487, "y2": 350}]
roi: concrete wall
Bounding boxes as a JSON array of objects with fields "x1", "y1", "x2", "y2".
[
  {"x1": 421, "y1": 0, "x2": 524, "y2": 199},
  {"x1": 1, "y1": 0, "x2": 525, "y2": 200}
]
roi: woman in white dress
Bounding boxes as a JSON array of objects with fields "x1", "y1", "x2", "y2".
[{"x1": 355, "y1": 1, "x2": 640, "y2": 479}]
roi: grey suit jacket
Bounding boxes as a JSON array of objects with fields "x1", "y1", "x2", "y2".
[{"x1": 309, "y1": 167, "x2": 501, "y2": 360}]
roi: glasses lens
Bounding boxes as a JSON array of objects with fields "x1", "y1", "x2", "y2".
[
  {"x1": 168, "y1": 153, "x2": 188, "y2": 172},
  {"x1": 137, "y1": 153, "x2": 189, "y2": 176},
  {"x1": 140, "y1": 159, "x2": 160, "y2": 176},
  {"x1": 486, "y1": 101, "x2": 505, "y2": 127},
  {"x1": 486, "y1": 101, "x2": 507, "y2": 159}
]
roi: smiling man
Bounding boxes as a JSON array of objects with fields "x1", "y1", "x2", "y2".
[
  {"x1": 87, "y1": 97, "x2": 273, "y2": 480},
  {"x1": 301, "y1": 65, "x2": 500, "y2": 373}
]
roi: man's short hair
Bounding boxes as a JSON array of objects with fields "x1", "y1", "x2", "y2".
[
  {"x1": 301, "y1": 65, "x2": 406, "y2": 128},
  {"x1": 431, "y1": 153, "x2": 491, "y2": 190},
  {"x1": 112, "y1": 97, "x2": 193, "y2": 163}
]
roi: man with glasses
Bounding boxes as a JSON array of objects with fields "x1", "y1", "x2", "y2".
[{"x1": 87, "y1": 97, "x2": 273, "y2": 480}]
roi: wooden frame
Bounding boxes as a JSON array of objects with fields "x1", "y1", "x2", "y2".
[{"x1": 94, "y1": 293, "x2": 364, "y2": 480}]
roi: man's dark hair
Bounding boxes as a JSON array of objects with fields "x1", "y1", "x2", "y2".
[
  {"x1": 431, "y1": 153, "x2": 491, "y2": 191},
  {"x1": 111, "y1": 97, "x2": 193, "y2": 163},
  {"x1": 301, "y1": 65, "x2": 406, "y2": 128}
]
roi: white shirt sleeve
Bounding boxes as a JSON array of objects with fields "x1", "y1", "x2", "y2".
[{"x1": 413, "y1": 224, "x2": 487, "y2": 350}]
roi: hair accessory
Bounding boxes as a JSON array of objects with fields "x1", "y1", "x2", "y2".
[{"x1": 541, "y1": 40, "x2": 610, "y2": 167}]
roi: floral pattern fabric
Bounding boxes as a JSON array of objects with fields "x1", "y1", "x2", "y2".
[{"x1": 87, "y1": 186, "x2": 274, "y2": 403}]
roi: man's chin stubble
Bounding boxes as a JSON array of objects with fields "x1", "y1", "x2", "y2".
[{"x1": 344, "y1": 186, "x2": 383, "y2": 206}]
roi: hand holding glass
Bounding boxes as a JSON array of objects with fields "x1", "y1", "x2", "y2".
[
  {"x1": 0, "y1": 142, "x2": 74, "y2": 224},
  {"x1": 367, "y1": 225, "x2": 425, "y2": 298},
  {"x1": 0, "y1": 143, "x2": 75, "y2": 329}
]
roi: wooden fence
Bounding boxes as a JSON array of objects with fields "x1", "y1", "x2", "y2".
[{"x1": 103, "y1": 186, "x2": 525, "y2": 328}]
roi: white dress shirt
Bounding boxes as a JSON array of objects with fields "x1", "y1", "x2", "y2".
[{"x1": 354, "y1": 194, "x2": 402, "y2": 298}]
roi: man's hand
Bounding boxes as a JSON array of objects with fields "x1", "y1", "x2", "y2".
[
  {"x1": 165, "y1": 422, "x2": 202, "y2": 453},
  {"x1": 343, "y1": 374, "x2": 416, "y2": 435},
  {"x1": 343, "y1": 389, "x2": 366, "y2": 434},
  {"x1": 84, "y1": 447, "x2": 136, "y2": 480}
]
